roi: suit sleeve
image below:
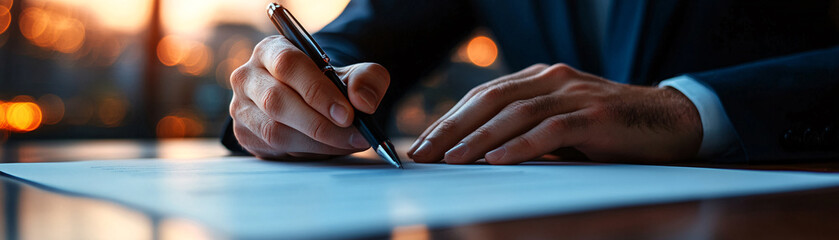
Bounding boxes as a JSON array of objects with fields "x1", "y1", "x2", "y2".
[
  {"x1": 222, "y1": 0, "x2": 478, "y2": 154},
  {"x1": 686, "y1": 45, "x2": 839, "y2": 163}
]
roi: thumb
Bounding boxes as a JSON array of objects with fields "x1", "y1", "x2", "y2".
[{"x1": 337, "y1": 63, "x2": 391, "y2": 114}]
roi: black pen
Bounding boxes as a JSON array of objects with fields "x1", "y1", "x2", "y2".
[{"x1": 267, "y1": 3, "x2": 403, "y2": 169}]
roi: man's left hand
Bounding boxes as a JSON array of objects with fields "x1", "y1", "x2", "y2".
[{"x1": 407, "y1": 63, "x2": 702, "y2": 164}]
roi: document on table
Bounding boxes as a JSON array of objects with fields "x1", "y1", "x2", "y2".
[{"x1": 2, "y1": 157, "x2": 839, "y2": 239}]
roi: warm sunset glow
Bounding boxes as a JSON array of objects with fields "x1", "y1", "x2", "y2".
[
  {"x1": 6, "y1": 102, "x2": 42, "y2": 132},
  {"x1": 0, "y1": 6, "x2": 11, "y2": 35},
  {"x1": 466, "y1": 36, "x2": 498, "y2": 67},
  {"x1": 19, "y1": 6, "x2": 86, "y2": 53},
  {"x1": 38, "y1": 0, "x2": 150, "y2": 34},
  {"x1": 283, "y1": 0, "x2": 351, "y2": 32}
]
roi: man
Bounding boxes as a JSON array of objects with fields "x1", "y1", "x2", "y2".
[{"x1": 223, "y1": 0, "x2": 839, "y2": 164}]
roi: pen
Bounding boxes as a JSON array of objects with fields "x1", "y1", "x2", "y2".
[{"x1": 267, "y1": 3, "x2": 403, "y2": 169}]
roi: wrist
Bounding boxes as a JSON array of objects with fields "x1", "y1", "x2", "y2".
[{"x1": 659, "y1": 86, "x2": 703, "y2": 160}]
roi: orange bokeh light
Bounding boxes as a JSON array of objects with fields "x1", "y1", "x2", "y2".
[
  {"x1": 157, "y1": 35, "x2": 186, "y2": 66},
  {"x1": 178, "y1": 43, "x2": 212, "y2": 76},
  {"x1": 19, "y1": 7, "x2": 49, "y2": 41},
  {"x1": 5, "y1": 102, "x2": 42, "y2": 132},
  {"x1": 0, "y1": 101, "x2": 7, "y2": 129},
  {"x1": 19, "y1": 6, "x2": 86, "y2": 53},
  {"x1": 52, "y1": 17, "x2": 85, "y2": 53},
  {"x1": 466, "y1": 36, "x2": 498, "y2": 67},
  {"x1": 0, "y1": 6, "x2": 11, "y2": 35},
  {"x1": 157, "y1": 116, "x2": 186, "y2": 138}
]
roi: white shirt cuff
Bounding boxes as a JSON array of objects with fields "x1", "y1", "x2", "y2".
[{"x1": 659, "y1": 76, "x2": 739, "y2": 159}]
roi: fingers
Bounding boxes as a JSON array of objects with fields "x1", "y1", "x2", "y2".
[
  {"x1": 443, "y1": 93, "x2": 585, "y2": 164},
  {"x1": 484, "y1": 111, "x2": 592, "y2": 165},
  {"x1": 239, "y1": 66, "x2": 367, "y2": 150},
  {"x1": 410, "y1": 65, "x2": 558, "y2": 163},
  {"x1": 337, "y1": 63, "x2": 391, "y2": 114},
  {"x1": 407, "y1": 64, "x2": 550, "y2": 158},
  {"x1": 231, "y1": 99, "x2": 366, "y2": 158},
  {"x1": 255, "y1": 35, "x2": 355, "y2": 127}
]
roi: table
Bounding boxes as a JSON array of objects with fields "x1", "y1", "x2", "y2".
[{"x1": 1, "y1": 139, "x2": 838, "y2": 239}]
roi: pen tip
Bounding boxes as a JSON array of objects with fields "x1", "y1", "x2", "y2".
[{"x1": 376, "y1": 142, "x2": 403, "y2": 169}]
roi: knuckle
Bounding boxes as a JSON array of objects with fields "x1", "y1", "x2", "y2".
[
  {"x1": 306, "y1": 119, "x2": 330, "y2": 143},
  {"x1": 271, "y1": 48, "x2": 306, "y2": 76},
  {"x1": 229, "y1": 66, "x2": 250, "y2": 89},
  {"x1": 543, "y1": 116, "x2": 569, "y2": 133},
  {"x1": 253, "y1": 36, "x2": 282, "y2": 59},
  {"x1": 465, "y1": 87, "x2": 483, "y2": 99},
  {"x1": 515, "y1": 136, "x2": 537, "y2": 152},
  {"x1": 260, "y1": 122, "x2": 286, "y2": 147},
  {"x1": 472, "y1": 127, "x2": 494, "y2": 140},
  {"x1": 508, "y1": 99, "x2": 541, "y2": 116},
  {"x1": 229, "y1": 96, "x2": 241, "y2": 115},
  {"x1": 543, "y1": 63, "x2": 575, "y2": 78},
  {"x1": 300, "y1": 82, "x2": 325, "y2": 104},
  {"x1": 430, "y1": 118, "x2": 459, "y2": 139},
  {"x1": 260, "y1": 88, "x2": 284, "y2": 114},
  {"x1": 529, "y1": 63, "x2": 550, "y2": 71},
  {"x1": 480, "y1": 82, "x2": 517, "y2": 101}
]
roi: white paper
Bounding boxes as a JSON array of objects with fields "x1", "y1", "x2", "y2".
[{"x1": 2, "y1": 157, "x2": 839, "y2": 239}]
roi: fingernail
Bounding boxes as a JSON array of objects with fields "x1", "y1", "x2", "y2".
[
  {"x1": 350, "y1": 133, "x2": 369, "y2": 149},
  {"x1": 330, "y1": 103, "x2": 350, "y2": 125},
  {"x1": 408, "y1": 138, "x2": 423, "y2": 155},
  {"x1": 358, "y1": 87, "x2": 378, "y2": 112},
  {"x1": 445, "y1": 143, "x2": 469, "y2": 162},
  {"x1": 485, "y1": 147, "x2": 507, "y2": 162},
  {"x1": 412, "y1": 140, "x2": 432, "y2": 159}
]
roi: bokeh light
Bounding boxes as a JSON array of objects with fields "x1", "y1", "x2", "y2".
[
  {"x1": 52, "y1": 17, "x2": 85, "y2": 53},
  {"x1": 178, "y1": 42, "x2": 212, "y2": 76},
  {"x1": 19, "y1": 6, "x2": 87, "y2": 53},
  {"x1": 37, "y1": 94, "x2": 65, "y2": 125},
  {"x1": 97, "y1": 95, "x2": 128, "y2": 127},
  {"x1": 158, "y1": 35, "x2": 213, "y2": 76},
  {"x1": 156, "y1": 112, "x2": 204, "y2": 138},
  {"x1": 157, "y1": 35, "x2": 186, "y2": 66},
  {"x1": 0, "y1": 101, "x2": 8, "y2": 129},
  {"x1": 6, "y1": 102, "x2": 42, "y2": 132},
  {"x1": 0, "y1": 5, "x2": 10, "y2": 35},
  {"x1": 466, "y1": 36, "x2": 498, "y2": 67},
  {"x1": 40, "y1": 0, "x2": 150, "y2": 34},
  {"x1": 156, "y1": 116, "x2": 185, "y2": 138}
]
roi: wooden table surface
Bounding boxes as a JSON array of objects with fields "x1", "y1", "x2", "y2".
[{"x1": 1, "y1": 138, "x2": 838, "y2": 240}]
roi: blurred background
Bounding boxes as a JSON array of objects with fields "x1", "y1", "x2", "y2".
[{"x1": 0, "y1": 0, "x2": 506, "y2": 143}]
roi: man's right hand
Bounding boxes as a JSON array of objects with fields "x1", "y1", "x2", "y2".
[{"x1": 229, "y1": 35, "x2": 390, "y2": 160}]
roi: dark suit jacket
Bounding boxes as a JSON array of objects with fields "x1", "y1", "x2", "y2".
[{"x1": 224, "y1": 0, "x2": 839, "y2": 163}]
